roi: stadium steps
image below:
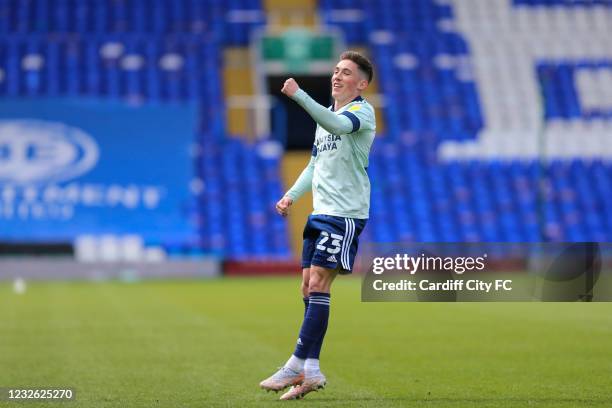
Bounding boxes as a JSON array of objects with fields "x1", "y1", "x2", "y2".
[
  {"x1": 281, "y1": 151, "x2": 314, "y2": 258},
  {"x1": 223, "y1": 47, "x2": 255, "y2": 139},
  {"x1": 264, "y1": 0, "x2": 317, "y2": 28}
]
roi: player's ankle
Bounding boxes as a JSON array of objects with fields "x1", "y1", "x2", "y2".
[
  {"x1": 285, "y1": 355, "x2": 305, "y2": 372},
  {"x1": 304, "y1": 358, "x2": 321, "y2": 378}
]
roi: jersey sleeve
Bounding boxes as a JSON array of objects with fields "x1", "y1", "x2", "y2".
[
  {"x1": 285, "y1": 154, "x2": 315, "y2": 201},
  {"x1": 290, "y1": 89, "x2": 354, "y2": 135},
  {"x1": 340, "y1": 102, "x2": 376, "y2": 133}
]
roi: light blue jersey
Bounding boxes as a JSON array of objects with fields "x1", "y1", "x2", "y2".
[{"x1": 285, "y1": 89, "x2": 376, "y2": 219}]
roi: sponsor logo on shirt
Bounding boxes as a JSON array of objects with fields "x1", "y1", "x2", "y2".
[{"x1": 315, "y1": 134, "x2": 341, "y2": 153}]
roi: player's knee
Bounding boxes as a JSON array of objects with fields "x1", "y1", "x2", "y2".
[
  {"x1": 307, "y1": 278, "x2": 319, "y2": 293},
  {"x1": 308, "y1": 268, "x2": 329, "y2": 293}
]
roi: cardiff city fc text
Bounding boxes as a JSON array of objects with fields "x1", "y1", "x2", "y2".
[{"x1": 372, "y1": 279, "x2": 513, "y2": 293}]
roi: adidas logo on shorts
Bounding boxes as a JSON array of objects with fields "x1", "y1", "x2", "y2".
[{"x1": 327, "y1": 255, "x2": 337, "y2": 263}]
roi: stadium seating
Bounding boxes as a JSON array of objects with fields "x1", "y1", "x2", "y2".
[
  {"x1": 0, "y1": 0, "x2": 265, "y2": 45},
  {"x1": 322, "y1": 0, "x2": 612, "y2": 243},
  {"x1": 199, "y1": 138, "x2": 291, "y2": 259},
  {"x1": 0, "y1": 0, "x2": 292, "y2": 259},
  {"x1": 1, "y1": 0, "x2": 611, "y2": 261}
]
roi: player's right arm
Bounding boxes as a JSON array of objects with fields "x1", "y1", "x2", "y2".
[
  {"x1": 282, "y1": 78, "x2": 356, "y2": 135},
  {"x1": 275, "y1": 156, "x2": 314, "y2": 216}
]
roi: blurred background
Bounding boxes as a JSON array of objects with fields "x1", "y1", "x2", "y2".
[{"x1": 0, "y1": 0, "x2": 611, "y2": 280}]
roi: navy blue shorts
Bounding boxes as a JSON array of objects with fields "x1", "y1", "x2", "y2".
[{"x1": 301, "y1": 214, "x2": 367, "y2": 274}]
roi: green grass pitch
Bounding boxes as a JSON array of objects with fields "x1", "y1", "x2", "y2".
[{"x1": 1, "y1": 276, "x2": 611, "y2": 407}]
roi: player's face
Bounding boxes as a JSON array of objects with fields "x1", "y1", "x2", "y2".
[{"x1": 331, "y1": 59, "x2": 367, "y2": 102}]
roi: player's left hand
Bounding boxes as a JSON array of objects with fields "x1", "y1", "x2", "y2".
[
  {"x1": 275, "y1": 196, "x2": 293, "y2": 217},
  {"x1": 281, "y1": 78, "x2": 300, "y2": 97}
]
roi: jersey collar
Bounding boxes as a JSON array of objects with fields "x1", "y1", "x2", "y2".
[{"x1": 330, "y1": 95, "x2": 364, "y2": 112}]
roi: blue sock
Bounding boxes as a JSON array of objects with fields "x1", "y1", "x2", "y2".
[
  {"x1": 306, "y1": 293, "x2": 330, "y2": 359},
  {"x1": 303, "y1": 297, "x2": 309, "y2": 318},
  {"x1": 293, "y1": 292, "x2": 330, "y2": 359},
  {"x1": 307, "y1": 322, "x2": 329, "y2": 359}
]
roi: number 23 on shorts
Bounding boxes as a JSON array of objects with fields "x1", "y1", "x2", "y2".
[{"x1": 316, "y1": 231, "x2": 343, "y2": 254}]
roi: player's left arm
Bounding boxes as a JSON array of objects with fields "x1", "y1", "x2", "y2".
[{"x1": 341, "y1": 103, "x2": 376, "y2": 132}]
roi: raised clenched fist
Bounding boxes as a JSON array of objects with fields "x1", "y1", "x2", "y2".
[{"x1": 281, "y1": 78, "x2": 299, "y2": 97}]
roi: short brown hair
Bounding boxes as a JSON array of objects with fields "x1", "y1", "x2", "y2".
[{"x1": 340, "y1": 50, "x2": 374, "y2": 83}]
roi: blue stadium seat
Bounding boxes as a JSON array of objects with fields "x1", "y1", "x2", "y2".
[{"x1": 1, "y1": 0, "x2": 611, "y2": 257}]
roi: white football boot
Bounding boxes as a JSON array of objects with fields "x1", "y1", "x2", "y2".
[
  {"x1": 279, "y1": 374, "x2": 326, "y2": 400},
  {"x1": 259, "y1": 367, "x2": 304, "y2": 392}
]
